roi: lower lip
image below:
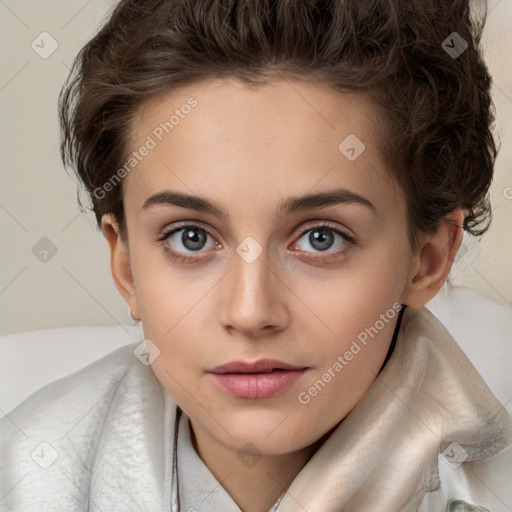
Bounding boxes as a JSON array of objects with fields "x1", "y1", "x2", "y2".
[{"x1": 210, "y1": 369, "x2": 307, "y2": 399}]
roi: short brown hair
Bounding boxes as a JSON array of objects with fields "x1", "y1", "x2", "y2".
[{"x1": 59, "y1": 0, "x2": 499, "y2": 252}]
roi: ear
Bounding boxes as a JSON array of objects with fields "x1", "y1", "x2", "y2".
[
  {"x1": 101, "y1": 214, "x2": 140, "y2": 321},
  {"x1": 402, "y1": 208, "x2": 465, "y2": 307}
]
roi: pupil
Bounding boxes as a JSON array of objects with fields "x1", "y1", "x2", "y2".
[
  {"x1": 183, "y1": 228, "x2": 206, "y2": 251},
  {"x1": 310, "y1": 228, "x2": 333, "y2": 251}
]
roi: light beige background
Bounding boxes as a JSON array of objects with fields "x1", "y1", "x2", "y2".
[{"x1": 0, "y1": 0, "x2": 511, "y2": 335}]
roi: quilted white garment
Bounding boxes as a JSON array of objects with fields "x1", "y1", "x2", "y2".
[{"x1": 1, "y1": 306, "x2": 511, "y2": 512}]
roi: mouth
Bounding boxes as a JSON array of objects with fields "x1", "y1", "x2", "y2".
[
  {"x1": 210, "y1": 358, "x2": 306, "y2": 374},
  {"x1": 208, "y1": 359, "x2": 309, "y2": 399}
]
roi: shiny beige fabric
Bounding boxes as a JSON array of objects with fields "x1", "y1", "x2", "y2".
[{"x1": 273, "y1": 307, "x2": 512, "y2": 511}]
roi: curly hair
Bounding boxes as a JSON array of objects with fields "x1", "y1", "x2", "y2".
[{"x1": 59, "y1": 0, "x2": 499, "y2": 253}]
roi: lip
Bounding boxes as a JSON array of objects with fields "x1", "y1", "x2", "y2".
[
  {"x1": 209, "y1": 359, "x2": 308, "y2": 399},
  {"x1": 210, "y1": 359, "x2": 305, "y2": 374}
]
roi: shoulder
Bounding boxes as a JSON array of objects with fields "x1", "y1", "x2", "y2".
[
  {"x1": 1, "y1": 341, "x2": 143, "y2": 432},
  {"x1": 0, "y1": 341, "x2": 164, "y2": 510}
]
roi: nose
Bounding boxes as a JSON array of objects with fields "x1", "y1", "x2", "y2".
[{"x1": 218, "y1": 248, "x2": 289, "y2": 339}]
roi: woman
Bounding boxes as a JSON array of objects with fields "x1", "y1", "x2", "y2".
[{"x1": 1, "y1": 1, "x2": 510, "y2": 510}]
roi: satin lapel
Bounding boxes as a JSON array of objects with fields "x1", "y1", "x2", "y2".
[{"x1": 276, "y1": 307, "x2": 511, "y2": 512}]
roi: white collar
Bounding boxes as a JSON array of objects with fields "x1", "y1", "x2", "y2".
[{"x1": 175, "y1": 411, "x2": 245, "y2": 511}]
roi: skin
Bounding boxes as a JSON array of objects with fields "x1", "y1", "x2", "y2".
[{"x1": 101, "y1": 78, "x2": 464, "y2": 512}]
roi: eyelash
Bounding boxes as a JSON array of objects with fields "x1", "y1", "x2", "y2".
[{"x1": 156, "y1": 222, "x2": 356, "y2": 264}]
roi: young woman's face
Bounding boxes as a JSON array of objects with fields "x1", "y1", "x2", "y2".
[{"x1": 120, "y1": 78, "x2": 416, "y2": 456}]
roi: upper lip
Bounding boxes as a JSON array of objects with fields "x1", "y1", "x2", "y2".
[{"x1": 209, "y1": 359, "x2": 307, "y2": 374}]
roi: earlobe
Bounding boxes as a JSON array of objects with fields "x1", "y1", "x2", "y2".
[
  {"x1": 101, "y1": 214, "x2": 140, "y2": 320},
  {"x1": 402, "y1": 208, "x2": 465, "y2": 307}
]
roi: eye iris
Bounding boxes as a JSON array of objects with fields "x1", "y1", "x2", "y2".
[
  {"x1": 310, "y1": 228, "x2": 334, "y2": 251},
  {"x1": 182, "y1": 228, "x2": 207, "y2": 251}
]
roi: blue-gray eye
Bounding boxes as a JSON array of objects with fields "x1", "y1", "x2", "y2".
[
  {"x1": 164, "y1": 225, "x2": 216, "y2": 253},
  {"x1": 294, "y1": 225, "x2": 350, "y2": 253}
]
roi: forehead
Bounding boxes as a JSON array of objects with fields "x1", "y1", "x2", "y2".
[
  {"x1": 124, "y1": 78, "x2": 401, "y2": 219},
  {"x1": 131, "y1": 77, "x2": 382, "y2": 152}
]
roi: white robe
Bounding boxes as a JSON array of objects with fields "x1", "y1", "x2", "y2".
[{"x1": 1, "y1": 306, "x2": 511, "y2": 512}]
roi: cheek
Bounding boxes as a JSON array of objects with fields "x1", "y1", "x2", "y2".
[
  {"x1": 294, "y1": 245, "x2": 406, "y2": 342},
  {"x1": 294, "y1": 311, "x2": 400, "y2": 436},
  {"x1": 131, "y1": 264, "x2": 209, "y2": 383},
  {"x1": 132, "y1": 244, "x2": 214, "y2": 339},
  {"x1": 291, "y1": 253, "x2": 406, "y2": 423}
]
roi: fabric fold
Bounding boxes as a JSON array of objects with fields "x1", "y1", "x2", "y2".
[
  {"x1": 1, "y1": 306, "x2": 510, "y2": 512},
  {"x1": 275, "y1": 307, "x2": 512, "y2": 512}
]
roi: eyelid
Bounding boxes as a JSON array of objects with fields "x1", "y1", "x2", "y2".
[
  {"x1": 157, "y1": 220, "x2": 356, "y2": 262},
  {"x1": 294, "y1": 220, "x2": 355, "y2": 241},
  {"x1": 158, "y1": 219, "x2": 354, "y2": 241},
  {"x1": 156, "y1": 222, "x2": 220, "y2": 264},
  {"x1": 289, "y1": 221, "x2": 356, "y2": 262},
  {"x1": 157, "y1": 220, "x2": 219, "y2": 242}
]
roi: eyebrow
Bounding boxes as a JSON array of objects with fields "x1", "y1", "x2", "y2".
[{"x1": 142, "y1": 187, "x2": 377, "y2": 219}]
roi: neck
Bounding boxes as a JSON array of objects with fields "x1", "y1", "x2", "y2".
[{"x1": 188, "y1": 418, "x2": 330, "y2": 512}]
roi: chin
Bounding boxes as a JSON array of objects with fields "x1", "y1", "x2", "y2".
[{"x1": 201, "y1": 410, "x2": 320, "y2": 455}]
